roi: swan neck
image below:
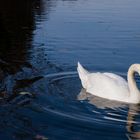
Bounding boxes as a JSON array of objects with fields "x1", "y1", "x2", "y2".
[{"x1": 128, "y1": 64, "x2": 140, "y2": 98}]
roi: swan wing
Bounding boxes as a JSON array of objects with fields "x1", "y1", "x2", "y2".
[
  {"x1": 103, "y1": 72, "x2": 127, "y2": 86},
  {"x1": 86, "y1": 72, "x2": 129, "y2": 101}
]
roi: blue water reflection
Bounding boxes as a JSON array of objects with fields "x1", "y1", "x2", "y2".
[
  {"x1": 1, "y1": 0, "x2": 140, "y2": 140},
  {"x1": 32, "y1": 0, "x2": 140, "y2": 72}
]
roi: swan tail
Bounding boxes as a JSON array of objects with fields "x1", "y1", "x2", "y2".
[{"x1": 77, "y1": 62, "x2": 89, "y2": 89}]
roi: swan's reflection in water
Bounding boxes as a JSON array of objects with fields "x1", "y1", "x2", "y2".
[
  {"x1": 77, "y1": 88, "x2": 140, "y2": 140},
  {"x1": 77, "y1": 88, "x2": 127, "y2": 109},
  {"x1": 126, "y1": 104, "x2": 140, "y2": 140}
]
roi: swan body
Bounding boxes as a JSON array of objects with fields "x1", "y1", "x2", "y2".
[{"x1": 77, "y1": 62, "x2": 140, "y2": 104}]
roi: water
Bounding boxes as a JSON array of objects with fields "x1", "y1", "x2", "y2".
[{"x1": 1, "y1": 0, "x2": 140, "y2": 139}]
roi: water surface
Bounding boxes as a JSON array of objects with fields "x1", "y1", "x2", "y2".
[{"x1": 1, "y1": 0, "x2": 140, "y2": 139}]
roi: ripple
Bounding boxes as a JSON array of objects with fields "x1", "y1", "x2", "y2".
[
  {"x1": 1, "y1": 71, "x2": 140, "y2": 139},
  {"x1": 27, "y1": 71, "x2": 140, "y2": 139}
]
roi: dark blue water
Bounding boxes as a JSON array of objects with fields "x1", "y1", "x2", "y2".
[{"x1": 1, "y1": 0, "x2": 140, "y2": 139}]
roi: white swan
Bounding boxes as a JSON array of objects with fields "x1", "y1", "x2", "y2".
[{"x1": 77, "y1": 62, "x2": 140, "y2": 104}]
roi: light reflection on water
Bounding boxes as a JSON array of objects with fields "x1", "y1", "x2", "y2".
[
  {"x1": 1, "y1": 0, "x2": 140, "y2": 139},
  {"x1": 32, "y1": 0, "x2": 140, "y2": 72}
]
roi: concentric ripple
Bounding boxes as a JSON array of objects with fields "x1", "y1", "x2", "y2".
[{"x1": 26, "y1": 71, "x2": 140, "y2": 140}]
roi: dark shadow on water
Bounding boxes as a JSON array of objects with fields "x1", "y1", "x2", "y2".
[
  {"x1": 0, "y1": 0, "x2": 48, "y2": 95},
  {"x1": 0, "y1": 0, "x2": 42, "y2": 74},
  {"x1": 0, "y1": 1, "x2": 63, "y2": 139}
]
